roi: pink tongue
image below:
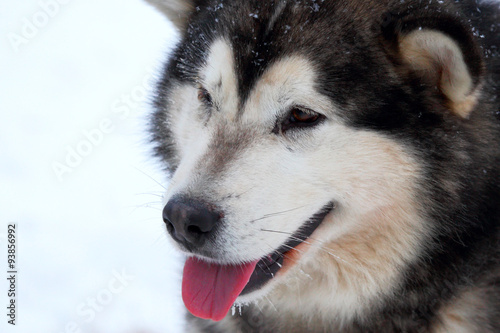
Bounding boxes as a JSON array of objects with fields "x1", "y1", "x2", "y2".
[{"x1": 182, "y1": 257, "x2": 258, "y2": 321}]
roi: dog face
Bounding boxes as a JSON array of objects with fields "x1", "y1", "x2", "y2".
[{"x1": 148, "y1": 0, "x2": 487, "y2": 322}]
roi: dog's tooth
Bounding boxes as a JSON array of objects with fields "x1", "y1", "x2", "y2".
[
  {"x1": 260, "y1": 254, "x2": 273, "y2": 266},
  {"x1": 276, "y1": 255, "x2": 284, "y2": 267},
  {"x1": 271, "y1": 252, "x2": 281, "y2": 263}
]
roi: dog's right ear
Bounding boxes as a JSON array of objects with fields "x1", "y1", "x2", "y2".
[
  {"x1": 145, "y1": 0, "x2": 196, "y2": 30},
  {"x1": 381, "y1": 10, "x2": 485, "y2": 118}
]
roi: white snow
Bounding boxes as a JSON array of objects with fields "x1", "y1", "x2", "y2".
[{"x1": 0, "y1": 0, "x2": 184, "y2": 332}]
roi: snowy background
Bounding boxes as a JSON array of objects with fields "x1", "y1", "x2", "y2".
[{"x1": 0, "y1": 0, "x2": 185, "y2": 332}]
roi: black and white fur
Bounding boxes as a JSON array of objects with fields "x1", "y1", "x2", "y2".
[{"x1": 146, "y1": 0, "x2": 500, "y2": 331}]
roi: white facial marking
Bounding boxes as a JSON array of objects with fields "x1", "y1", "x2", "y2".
[
  {"x1": 202, "y1": 39, "x2": 239, "y2": 120},
  {"x1": 237, "y1": 128, "x2": 426, "y2": 323},
  {"x1": 165, "y1": 43, "x2": 427, "y2": 321},
  {"x1": 163, "y1": 84, "x2": 211, "y2": 201},
  {"x1": 243, "y1": 56, "x2": 335, "y2": 126}
]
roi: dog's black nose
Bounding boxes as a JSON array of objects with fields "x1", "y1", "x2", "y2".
[{"x1": 163, "y1": 197, "x2": 221, "y2": 249}]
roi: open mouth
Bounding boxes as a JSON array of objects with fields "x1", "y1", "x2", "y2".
[
  {"x1": 240, "y1": 202, "x2": 335, "y2": 295},
  {"x1": 182, "y1": 202, "x2": 335, "y2": 321}
]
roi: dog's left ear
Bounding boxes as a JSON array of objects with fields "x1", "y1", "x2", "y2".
[
  {"x1": 145, "y1": 0, "x2": 197, "y2": 30},
  {"x1": 382, "y1": 12, "x2": 485, "y2": 118}
]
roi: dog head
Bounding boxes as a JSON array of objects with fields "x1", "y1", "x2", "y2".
[{"x1": 148, "y1": 0, "x2": 487, "y2": 322}]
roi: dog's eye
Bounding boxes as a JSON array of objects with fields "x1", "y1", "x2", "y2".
[
  {"x1": 274, "y1": 107, "x2": 325, "y2": 134},
  {"x1": 290, "y1": 108, "x2": 320, "y2": 124},
  {"x1": 197, "y1": 87, "x2": 213, "y2": 107}
]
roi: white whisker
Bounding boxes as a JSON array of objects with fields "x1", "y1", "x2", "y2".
[
  {"x1": 259, "y1": 228, "x2": 351, "y2": 264},
  {"x1": 264, "y1": 295, "x2": 278, "y2": 312},
  {"x1": 132, "y1": 166, "x2": 167, "y2": 190}
]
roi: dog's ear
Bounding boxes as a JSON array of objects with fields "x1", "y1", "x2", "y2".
[
  {"x1": 382, "y1": 11, "x2": 485, "y2": 118},
  {"x1": 145, "y1": 0, "x2": 196, "y2": 30}
]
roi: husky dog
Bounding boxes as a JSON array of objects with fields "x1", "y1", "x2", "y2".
[{"x1": 146, "y1": 0, "x2": 500, "y2": 331}]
